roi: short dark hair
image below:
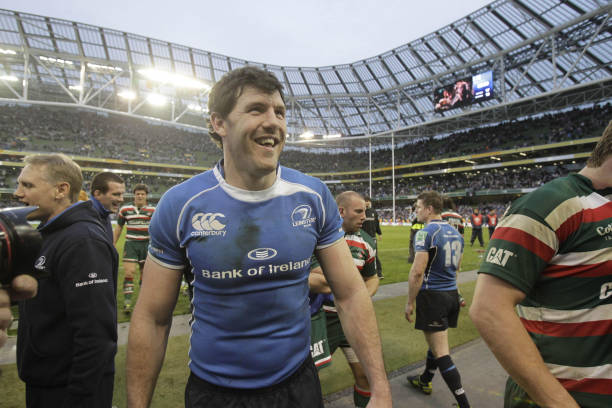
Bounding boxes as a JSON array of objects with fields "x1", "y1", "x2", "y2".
[
  {"x1": 586, "y1": 120, "x2": 612, "y2": 167},
  {"x1": 133, "y1": 183, "x2": 148, "y2": 194},
  {"x1": 417, "y1": 190, "x2": 443, "y2": 214},
  {"x1": 91, "y1": 172, "x2": 124, "y2": 194},
  {"x1": 442, "y1": 196, "x2": 456, "y2": 211},
  {"x1": 207, "y1": 66, "x2": 285, "y2": 149}
]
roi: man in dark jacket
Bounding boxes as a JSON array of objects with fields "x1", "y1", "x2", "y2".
[
  {"x1": 14, "y1": 153, "x2": 118, "y2": 408},
  {"x1": 90, "y1": 171, "x2": 125, "y2": 243},
  {"x1": 362, "y1": 197, "x2": 383, "y2": 278}
]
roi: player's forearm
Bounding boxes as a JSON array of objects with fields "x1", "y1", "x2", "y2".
[
  {"x1": 126, "y1": 309, "x2": 172, "y2": 408},
  {"x1": 406, "y1": 268, "x2": 423, "y2": 306},
  {"x1": 308, "y1": 271, "x2": 331, "y2": 294},
  {"x1": 113, "y1": 226, "x2": 122, "y2": 245},
  {"x1": 335, "y1": 287, "x2": 391, "y2": 405},
  {"x1": 364, "y1": 275, "x2": 379, "y2": 297},
  {"x1": 470, "y1": 297, "x2": 579, "y2": 407}
]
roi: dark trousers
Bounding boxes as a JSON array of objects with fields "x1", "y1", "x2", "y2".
[
  {"x1": 470, "y1": 228, "x2": 484, "y2": 247},
  {"x1": 488, "y1": 226, "x2": 496, "y2": 239},
  {"x1": 25, "y1": 373, "x2": 114, "y2": 408},
  {"x1": 185, "y1": 355, "x2": 324, "y2": 408}
]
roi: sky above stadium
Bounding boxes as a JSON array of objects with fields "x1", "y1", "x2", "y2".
[{"x1": 2, "y1": 0, "x2": 493, "y2": 67}]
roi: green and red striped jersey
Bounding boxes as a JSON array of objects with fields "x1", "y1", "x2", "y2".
[
  {"x1": 479, "y1": 173, "x2": 612, "y2": 407},
  {"x1": 117, "y1": 203, "x2": 156, "y2": 241}
]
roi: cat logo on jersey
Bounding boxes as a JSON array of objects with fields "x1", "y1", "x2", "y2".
[
  {"x1": 485, "y1": 247, "x2": 515, "y2": 267},
  {"x1": 291, "y1": 204, "x2": 316, "y2": 228}
]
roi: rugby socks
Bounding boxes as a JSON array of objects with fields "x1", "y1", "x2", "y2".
[
  {"x1": 123, "y1": 277, "x2": 134, "y2": 306},
  {"x1": 436, "y1": 355, "x2": 470, "y2": 408},
  {"x1": 353, "y1": 385, "x2": 371, "y2": 408},
  {"x1": 420, "y1": 349, "x2": 437, "y2": 383}
]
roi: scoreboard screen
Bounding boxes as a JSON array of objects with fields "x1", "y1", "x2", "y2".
[
  {"x1": 472, "y1": 70, "x2": 494, "y2": 102},
  {"x1": 433, "y1": 70, "x2": 494, "y2": 112}
]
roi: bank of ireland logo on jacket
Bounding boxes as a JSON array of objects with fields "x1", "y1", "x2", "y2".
[
  {"x1": 191, "y1": 212, "x2": 227, "y2": 237},
  {"x1": 291, "y1": 204, "x2": 316, "y2": 228}
]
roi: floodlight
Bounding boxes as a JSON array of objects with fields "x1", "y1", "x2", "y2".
[
  {"x1": 147, "y1": 93, "x2": 167, "y2": 106},
  {"x1": 39, "y1": 55, "x2": 74, "y2": 65},
  {"x1": 187, "y1": 103, "x2": 207, "y2": 112},
  {"x1": 0, "y1": 49, "x2": 16, "y2": 55},
  {"x1": 69, "y1": 85, "x2": 83, "y2": 91},
  {"x1": 138, "y1": 68, "x2": 210, "y2": 91},
  {"x1": 118, "y1": 90, "x2": 137, "y2": 100},
  {"x1": 519, "y1": 152, "x2": 527, "y2": 156},
  {"x1": 464, "y1": 159, "x2": 476, "y2": 164},
  {"x1": 0, "y1": 75, "x2": 18, "y2": 82},
  {"x1": 299, "y1": 131, "x2": 314, "y2": 139},
  {"x1": 323, "y1": 133, "x2": 341, "y2": 139}
]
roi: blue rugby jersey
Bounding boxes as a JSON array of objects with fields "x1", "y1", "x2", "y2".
[
  {"x1": 414, "y1": 220, "x2": 464, "y2": 291},
  {"x1": 148, "y1": 162, "x2": 344, "y2": 389}
]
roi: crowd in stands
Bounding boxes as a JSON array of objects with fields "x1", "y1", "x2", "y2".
[
  {"x1": 326, "y1": 163, "x2": 580, "y2": 201},
  {"x1": 283, "y1": 103, "x2": 610, "y2": 172},
  {"x1": 0, "y1": 103, "x2": 221, "y2": 167},
  {"x1": 0, "y1": 102, "x2": 608, "y2": 175},
  {"x1": 0, "y1": 102, "x2": 606, "y2": 214}
]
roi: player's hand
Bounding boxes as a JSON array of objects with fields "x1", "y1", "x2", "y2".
[
  {"x1": 405, "y1": 302, "x2": 415, "y2": 322},
  {"x1": 1, "y1": 275, "x2": 38, "y2": 347}
]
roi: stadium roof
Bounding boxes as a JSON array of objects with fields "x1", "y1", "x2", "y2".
[{"x1": 0, "y1": 0, "x2": 610, "y2": 148}]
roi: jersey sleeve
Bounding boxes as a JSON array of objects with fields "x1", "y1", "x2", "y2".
[
  {"x1": 478, "y1": 195, "x2": 558, "y2": 294},
  {"x1": 147, "y1": 190, "x2": 187, "y2": 269},
  {"x1": 414, "y1": 227, "x2": 431, "y2": 252},
  {"x1": 315, "y1": 184, "x2": 344, "y2": 249}
]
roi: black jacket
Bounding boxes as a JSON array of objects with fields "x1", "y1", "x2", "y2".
[
  {"x1": 17, "y1": 201, "x2": 118, "y2": 407},
  {"x1": 362, "y1": 207, "x2": 382, "y2": 238}
]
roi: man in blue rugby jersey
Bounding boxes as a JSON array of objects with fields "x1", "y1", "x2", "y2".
[
  {"x1": 126, "y1": 66, "x2": 391, "y2": 408},
  {"x1": 405, "y1": 190, "x2": 471, "y2": 408}
]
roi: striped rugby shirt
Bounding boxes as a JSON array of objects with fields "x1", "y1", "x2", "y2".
[
  {"x1": 479, "y1": 173, "x2": 612, "y2": 407},
  {"x1": 314, "y1": 229, "x2": 377, "y2": 313},
  {"x1": 117, "y1": 203, "x2": 155, "y2": 241}
]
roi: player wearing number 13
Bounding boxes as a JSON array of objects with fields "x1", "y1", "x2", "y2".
[{"x1": 405, "y1": 190, "x2": 471, "y2": 408}]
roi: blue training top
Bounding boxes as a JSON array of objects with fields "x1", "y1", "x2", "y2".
[
  {"x1": 414, "y1": 220, "x2": 464, "y2": 291},
  {"x1": 148, "y1": 162, "x2": 344, "y2": 389}
]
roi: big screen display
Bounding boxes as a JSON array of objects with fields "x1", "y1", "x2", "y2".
[
  {"x1": 433, "y1": 70, "x2": 494, "y2": 112},
  {"x1": 433, "y1": 77, "x2": 472, "y2": 112}
]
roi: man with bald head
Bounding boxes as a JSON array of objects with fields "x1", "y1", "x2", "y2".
[{"x1": 309, "y1": 191, "x2": 379, "y2": 407}]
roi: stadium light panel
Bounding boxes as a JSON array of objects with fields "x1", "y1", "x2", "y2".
[
  {"x1": 118, "y1": 90, "x2": 137, "y2": 100},
  {"x1": 323, "y1": 133, "x2": 342, "y2": 139},
  {"x1": 0, "y1": 75, "x2": 18, "y2": 82},
  {"x1": 138, "y1": 68, "x2": 210, "y2": 91},
  {"x1": 87, "y1": 62, "x2": 123, "y2": 72},
  {"x1": 464, "y1": 159, "x2": 476, "y2": 164},
  {"x1": 69, "y1": 85, "x2": 83, "y2": 91},
  {"x1": 519, "y1": 152, "x2": 527, "y2": 156},
  {"x1": 147, "y1": 93, "x2": 167, "y2": 106},
  {"x1": 299, "y1": 131, "x2": 314, "y2": 139},
  {"x1": 0, "y1": 49, "x2": 16, "y2": 55}
]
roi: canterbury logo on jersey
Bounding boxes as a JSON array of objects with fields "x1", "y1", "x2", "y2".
[{"x1": 191, "y1": 212, "x2": 227, "y2": 237}]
